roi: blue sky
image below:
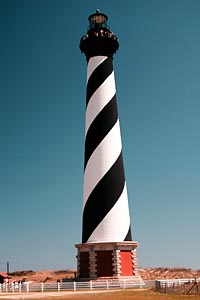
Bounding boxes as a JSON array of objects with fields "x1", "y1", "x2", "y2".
[{"x1": 0, "y1": 0, "x2": 200, "y2": 272}]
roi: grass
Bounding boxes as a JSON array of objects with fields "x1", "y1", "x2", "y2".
[
  {"x1": 67, "y1": 290, "x2": 200, "y2": 300},
  {"x1": 1, "y1": 289, "x2": 200, "y2": 300}
]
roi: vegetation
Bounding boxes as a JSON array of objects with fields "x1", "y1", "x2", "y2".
[
  {"x1": 9, "y1": 270, "x2": 35, "y2": 277},
  {"x1": 8, "y1": 268, "x2": 200, "y2": 283},
  {"x1": 54, "y1": 269, "x2": 74, "y2": 274}
]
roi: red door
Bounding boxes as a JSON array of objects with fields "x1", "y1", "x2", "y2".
[{"x1": 120, "y1": 250, "x2": 133, "y2": 276}]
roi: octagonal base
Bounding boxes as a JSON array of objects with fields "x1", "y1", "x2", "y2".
[{"x1": 75, "y1": 242, "x2": 139, "y2": 279}]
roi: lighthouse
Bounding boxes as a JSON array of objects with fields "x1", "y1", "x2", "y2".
[{"x1": 75, "y1": 10, "x2": 139, "y2": 279}]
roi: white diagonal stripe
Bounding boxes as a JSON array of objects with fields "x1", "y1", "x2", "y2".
[
  {"x1": 87, "y1": 56, "x2": 107, "y2": 82},
  {"x1": 83, "y1": 119, "x2": 122, "y2": 208},
  {"x1": 85, "y1": 71, "x2": 116, "y2": 135},
  {"x1": 87, "y1": 183, "x2": 131, "y2": 242}
]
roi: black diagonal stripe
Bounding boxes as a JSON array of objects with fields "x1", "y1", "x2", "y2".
[
  {"x1": 124, "y1": 226, "x2": 132, "y2": 241},
  {"x1": 82, "y1": 152, "x2": 125, "y2": 243},
  {"x1": 84, "y1": 95, "x2": 118, "y2": 169},
  {"x1": 86, "y1": 57, "x2": 113, "y2": 107}
]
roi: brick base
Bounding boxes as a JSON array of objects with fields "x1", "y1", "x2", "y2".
[{"x1": 75, "y1": 242, "x2": 139, "y2": 279}]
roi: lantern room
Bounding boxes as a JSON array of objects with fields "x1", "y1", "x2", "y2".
[{"x1": 88, "y1": 10, "x2": 108, "y2": 30}]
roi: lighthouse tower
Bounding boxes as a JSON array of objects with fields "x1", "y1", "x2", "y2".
[{"x1": 75, "y1": 10, "x2": 139, "y2": 279}]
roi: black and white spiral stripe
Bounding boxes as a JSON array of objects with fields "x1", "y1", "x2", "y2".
[{"x1": 82, "y1": 56, "x2": 132, "y2": 243}]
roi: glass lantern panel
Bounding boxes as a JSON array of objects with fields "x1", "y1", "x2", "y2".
[{"x1": 91, "y1": 15, "x2": 106, "y2": 24}]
